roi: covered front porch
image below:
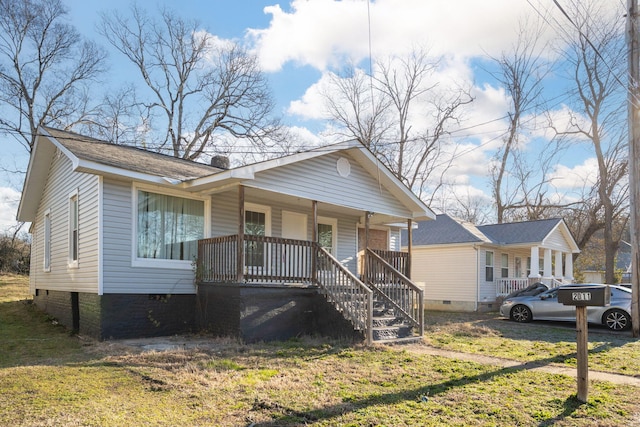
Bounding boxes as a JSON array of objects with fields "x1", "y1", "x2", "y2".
[
  {"x1": 195, "y1": 185, "x2": 428, "y2": 344},
  {"x1": 496, "y1": 245, "x2": 575, "y2": 297}
]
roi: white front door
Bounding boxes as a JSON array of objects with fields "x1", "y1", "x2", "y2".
[{"x1": 282, "y1": 211, "x2": 308, "y2": 278}]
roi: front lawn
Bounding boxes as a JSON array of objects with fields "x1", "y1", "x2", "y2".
[{"x1": 1, "y1": 274, "x2": 639, "y2": 426}]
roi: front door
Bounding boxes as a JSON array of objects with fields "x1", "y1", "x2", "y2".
[
  {"x1": 357, "y1": 228, "x2": 388, "y2": 275},
  {"x1": 282, "y1": 211, "x2": 308, "y2": 278}
]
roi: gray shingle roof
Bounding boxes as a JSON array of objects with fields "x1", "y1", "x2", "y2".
[
  {"x1": 406, "y1": 214, "x2": 564, "y2": 246},
  {"x1": 406, "y1": 214, "x2": 484, "y2": 245},
  {"x1": 477, "y1": 218, "x2": 562, "y2": 245},
  {"x1": 43, "y1": 126, "x2": 222, "y2": 181}
]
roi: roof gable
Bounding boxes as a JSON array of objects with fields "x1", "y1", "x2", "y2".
[{"x1": 477, "y1": 218, "x2": 562, "y2": 245}]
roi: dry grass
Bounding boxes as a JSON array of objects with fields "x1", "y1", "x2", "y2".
[{"x1": 2, "y1": 274, "x2": 640, "y2": 426}]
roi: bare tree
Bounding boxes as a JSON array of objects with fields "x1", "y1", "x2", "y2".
[
  {"x1": 484, "y1": 20, "x2": 556, "y2": 223},
  {"x1": 0, "y1": 0, "x2": 107, "y2": 153},
  {"x1": 99, "y1": 5, "x2": 281, "y2": 161},
  {"x1": 551, "y1": 1, "x2": 629, "y2": 284},
  {"x1": 322, "y1": 48, "x2": 472, "y2": 202}
]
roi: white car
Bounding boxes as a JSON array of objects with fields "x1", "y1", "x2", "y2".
[{"x1": 500, "y1": 284, "x2": 632, "y2": 331}]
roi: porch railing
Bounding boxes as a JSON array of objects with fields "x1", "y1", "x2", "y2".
[
  {"x1": 365, "y1": 248, "x2": 424, "y2": 335},
  {"x1": 316, "y1": 246, "x2": 373, "y2": 344},
  {"x1": 496, "y1": 278, "x2": 532, "y2": 297},
  {"x1": 370, "y1": 249, "x2": 409, "y2": 277},
  {"x1": 197, "y1": 235, "x2": 316, "y2": 284}
]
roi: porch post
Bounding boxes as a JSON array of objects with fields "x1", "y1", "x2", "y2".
[
  {"x1": 543, "y1": 248, "x2": 553, "y2": 281},
  {"x1": 312, "y1": 200, "x2": 318, "y2": 283},
  {"x1": 554, "y1": 251, "x2": 564, "y2": 281},
  {"x1": 363, "y1": 212, "x2": 370, "y2": 284},
  {"x1": 406, "y1": 219, "x2": 413, "y2": 279},
  {"x1": 529, "y1": 246, "x2": 541, "y2": 279},
  {"x1": 237, "y1": 185, "x2": 245, "y2": 283},
  {"x1": 565, "y1": 252, "x2": 574, "y2": 282}
]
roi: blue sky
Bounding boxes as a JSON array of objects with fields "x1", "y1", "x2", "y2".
[{"x1": 0, "y1": 0, "x2": 624, "y2": 230}]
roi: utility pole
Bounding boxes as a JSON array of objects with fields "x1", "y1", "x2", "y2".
[{"x1": 627, "y1": 0, "x2": 640, "y2": 338}]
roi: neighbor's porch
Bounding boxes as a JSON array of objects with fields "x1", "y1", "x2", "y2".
[{"x1": 495, "y1": 245, "x2": 575, "y2": 297}]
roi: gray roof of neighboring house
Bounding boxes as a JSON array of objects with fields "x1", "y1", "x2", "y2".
[
  {"x1": 43, "y1": 126, "x2": 222, "y2": 181},
  {"x1": 406, "y1": 213, "x2": 564, "y2": 246},
  {"x1": 477, "y1": 218, "x2": 562, "y2": 245}
]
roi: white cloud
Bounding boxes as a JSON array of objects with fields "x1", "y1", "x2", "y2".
[
  {"x1": 249, "y1": 0, "x2": 578, "y2": 73},
  {"x1": 549, "y1": 157, "x2": 599, "y2": 190},
  {"x1": 0, "y1": 186, "x2": 21, "y2": 232}
]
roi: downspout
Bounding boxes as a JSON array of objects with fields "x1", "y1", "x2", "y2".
[{"x1": 473, "y1": 244, "x2": 479, "y2": 312}]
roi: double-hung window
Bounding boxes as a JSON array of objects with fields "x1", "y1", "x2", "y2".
[
  {"x1": 501, "y1": 254, "x2": 509, "y2": 278},
  {"x1": 136, "y1": 189, "x2": 206, "y2": 267},
  {"x1": 68, "y1": 191, "x2": 79, "y2": 268},
  {"x1": 485, "y1": 251, "x2": 494, "y2": 282},
  {"x1": 44, "y1": 209, "x2": 51, "y2": 272}
]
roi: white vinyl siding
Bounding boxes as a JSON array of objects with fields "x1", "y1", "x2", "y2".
[
  {"x1": 30, "y1": 152, "x2": 100, "y2": 294},
  {"x1": 43, "y1": 209, "x2": 51, "y2": 272},
  {"x1": 411, "y1": 245, "x2": 478, "y2": 303}
]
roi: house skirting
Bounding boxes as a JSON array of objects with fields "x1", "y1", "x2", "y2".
[
  {"x1": 196, "y1": 283, "x2": 362, "y2": 343},
  {"x1": 33, "y1": 289, "x2": 196, "y2": 340},
  {"x1": 424, "y1": 298, "x2": 497, "y2": 313}
]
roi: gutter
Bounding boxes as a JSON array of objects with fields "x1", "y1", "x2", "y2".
[{"x1": 473, "y1": 244, "x2": 479, "y2": 312}]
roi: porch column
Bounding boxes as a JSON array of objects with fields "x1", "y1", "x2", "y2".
[
  {"x1": 554, "y1": 251, "x2": 564, "y2": 280},
  {"x1": 543, "y1": 248, "x2": 553, "y2": 280},
  {"x1": 312, "y1": 200, "x2": 318, "y2": 283},
  {"x1": 363, "y1": 212, "x2": 370, "y2": 284},
  {"x1": 237, "y1": 185, "x2": 245, "y2": 283},
  {"x1": 529, "y1": 246, "x2": 541, "y2": 278},
  {"x1": 406, "y1": 219, "x2": 412, "y2": 279},
  {"x1": 565, "y1": 252, "x2": 574, "y2": 281}
]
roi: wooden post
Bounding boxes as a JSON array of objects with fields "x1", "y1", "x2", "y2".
[
  {"x1": 407, "y1": 219, "x2": 413, "y2": 279},
  {"x1": 363, "y1": 212, "x2": 370, "y2": 284},
  {"x1": 237, "y1": 185, "x2": 245, "y2": 283},
  {"x1": 576, "y1": 305, "x2": 589, "y2": 403},
  {"x1": 312, "y1": 200, "x2": 318, "y2": 283},
  {"x1": 627, "y1": 0, "x2": 640, "y2": 337}
]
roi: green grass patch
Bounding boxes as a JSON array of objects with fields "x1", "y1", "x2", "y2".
[
  {"x1": 1, "y1": 275, "x2": 640, "y2": 426},
  {"x1": 424, "y1": 310, "x2": 640, "y2": 376}
]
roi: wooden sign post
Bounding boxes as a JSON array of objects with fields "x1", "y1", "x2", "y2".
[{"x1": 557, "y1": 285, "x2": 610, "y2": 403}]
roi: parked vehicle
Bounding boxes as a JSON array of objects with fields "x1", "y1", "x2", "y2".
[{"x1": 500, "y1": 284, "x2": 632, "y2": 331}]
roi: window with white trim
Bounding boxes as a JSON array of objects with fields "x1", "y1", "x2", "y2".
[
  {"x1": 318, "y1": 217, "x2": 337, "y2": 255},
  {"x1": 501, "y1": 253, "x2": 508, "y2": 278},
  {"x1": 136, "y1": 189, "x2": 205, "y2": 262},
  {"x1": 44, "y1": 209, "x2": 51, "y2": 272},
  {"x1": 69, "y1": 192, "x2": 79, "y2": 268},
  {"x1": 485, "y1": 251, "x2": 494, "y2": 282}
]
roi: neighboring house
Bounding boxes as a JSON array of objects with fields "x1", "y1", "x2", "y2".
[
  {"x1": 402, "y1": 214, "x2": 580, "y2": 312},
  {"x1": 18, "y1": 127, "x2": 434, "y2": 343},
  {"x1": 581, "y1": 240, "x2": 632, "y2": 284}
]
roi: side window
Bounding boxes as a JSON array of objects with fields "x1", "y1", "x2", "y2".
[
  {"x1": 485, "y1": 251, "x2": 494, "y2": 282},
  {"x1": 501, "y1": 254, "x2": 508, "y2": 278},
  {"x1": 44, "y1": 209, "x2": 51, "y2": 272},
  {"x1": 69, "y1": 191, "x2": 79, "y2": 268}
]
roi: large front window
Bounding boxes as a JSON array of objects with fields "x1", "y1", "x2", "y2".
[{"x1": 137, "y1": 190, "x2": 204, "y2": 261}]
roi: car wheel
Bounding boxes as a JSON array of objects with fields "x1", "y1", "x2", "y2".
[
  {"x1": 510, "y1": 305, "x2": 532, "y2": 323},
  {"x1": 603, "y1": 309, "x2": 631, "y2": 331}
]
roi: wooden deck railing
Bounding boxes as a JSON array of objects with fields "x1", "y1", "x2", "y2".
[
  {"x1": 371, "y1": 249, "x2": 409, "y2": 277},
  {"x1": 316, "y1": 246, "x2": 373, "y2": 344},
  {"x1": 365, "y1": 248, "x2": 424, "y2": 335}
]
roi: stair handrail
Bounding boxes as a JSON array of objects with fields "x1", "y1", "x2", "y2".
[
  {"x1": 315, "y1": 245, "x2": 373, "y2": 345},
  {"x1": 365, "y1": 248, "x2": 424, "y2": 336}
]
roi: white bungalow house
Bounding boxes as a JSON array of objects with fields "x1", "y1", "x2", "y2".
[
  {"x1": 17, "y1": 127, "x2": 434, "y2": 343},
  {"x1": 402, "y1": 214, "x2": 580, "y2": 312}
]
